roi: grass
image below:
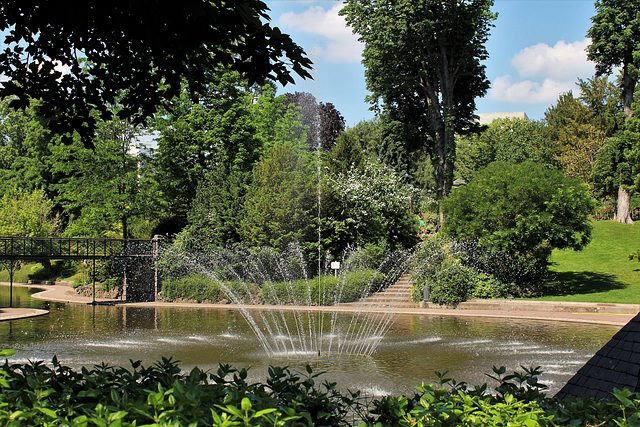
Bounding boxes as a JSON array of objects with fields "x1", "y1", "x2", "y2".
[
  {"x1": 539, "y1": 220, "x2": 640, "y2": 304},
  {"x1": 0, "y1": 260, "x2": 79, "y2": 283}
]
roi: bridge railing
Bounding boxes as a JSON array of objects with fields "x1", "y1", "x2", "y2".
[{"x1": 0, "y1": 236, "x2": 154, "y2": 260}]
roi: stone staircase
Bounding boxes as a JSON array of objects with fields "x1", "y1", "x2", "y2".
[{"x1": 339, "y1": 274, "x2": 418, "y2": 309}]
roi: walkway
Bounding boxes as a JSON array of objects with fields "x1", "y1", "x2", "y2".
[{"x1": 0, "y1": 282, "x2": 636, "y2": 327}]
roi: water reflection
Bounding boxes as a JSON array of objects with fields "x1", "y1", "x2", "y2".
[{"x1": 0, "y1": 286, "x2": 619, "y2": 396}]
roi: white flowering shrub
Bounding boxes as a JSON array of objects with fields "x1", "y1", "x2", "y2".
[{"x1": 327, "y1": 159, "x2": 419, "y2": 252}]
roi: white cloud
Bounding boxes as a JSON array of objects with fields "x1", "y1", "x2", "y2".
[
  {"x1": 511, "y1": 38, "x2": 594, "y2": 80},
  {"x1": 490, "y1": 38, "x2": 596, "y2": 104},
  {"x1": 278, "y1": 3, "x2": 363, "y2": 63},
  {"x1": 491, "y1": 75, "x2": 574, "y2": 104}
]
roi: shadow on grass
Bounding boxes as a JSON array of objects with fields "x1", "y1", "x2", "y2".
[{"x1": 544, "y1": 270, "x2": 627, "y2": 296}]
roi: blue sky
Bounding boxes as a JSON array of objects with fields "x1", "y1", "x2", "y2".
[{"x1": 266, "y1": 0, "x2": 597, "y2": 127}]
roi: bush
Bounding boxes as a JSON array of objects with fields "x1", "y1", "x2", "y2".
[
  {"x1": 160, "y1": 274, "x2": 257, "y2": 303},
  {"x1": 100, "y1": 276, "x2": 122, "y2": 292},
  {"x1": 260, "y1": 269, "x2": 386, "y2": 305},
  {"x1": 0, "y1": 357, "x2": 358, "y2": 426},
  {"x1": 410, "y1": 237, "x2": 507, "y2": 306},
  {"x1": 442, "y1": 161, "x2": 595, "y2": 293},
  {"x1": 2, "y1": 355, "x2": 638, "y2": 426}
]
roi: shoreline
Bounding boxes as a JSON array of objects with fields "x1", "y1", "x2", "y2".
[{"x1": 0, "y1": 282, "x2": 637, "y2": 327}]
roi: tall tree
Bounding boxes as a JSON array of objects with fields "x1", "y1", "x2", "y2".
[
  {"x1": 0, "y1": 98, "x2": 54, "y2": 195},
  {"x1": 587, "y1": 0, "x2": 640, "y2": 118},
  {"x1": 153, "y1": 72, "x2": 260, "y2": 230},
  {"x1": 51, "y1": 118, "x2": 151, "y2": 238},
  {"x1": 0, "y1": 0, "x2": 312, "y2": 144},
  {"x1": 341, "y1": 0, "x2": 496, "y2": 207},
  {"x1": 283, "y1": 93, "x2": 345, "y2": 151},
  {"x1": 240, "y1": 142, "x2": 316, "y2": 251},
  {"x1": 587, "y1": 0, "x2": 640, "y2": 222},
  {"x1": 456, "y1": 118, "x2": 555, "y2": 183},
  {"x1": 544, "y1": 77, "x2": 620, "y2": 187}
]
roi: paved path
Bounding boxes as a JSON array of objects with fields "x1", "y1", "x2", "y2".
[{"x1": 0, "y1": 282, "x2": 637, "y2": 327}]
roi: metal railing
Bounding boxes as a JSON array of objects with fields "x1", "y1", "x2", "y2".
[
  {"x1": 0, "y1": 237, "x2": 155, "y2": 260},
  {"x1": 591, "y1": 208, "x2": 640, "y2": 221}
]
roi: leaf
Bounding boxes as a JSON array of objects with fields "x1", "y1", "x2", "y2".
[
  {"x1": 240, "y1": 397, "x2": 252, "y2": 412},
  {"x1": 36, "y1": 406, "x2": 58, "y2": 418}
]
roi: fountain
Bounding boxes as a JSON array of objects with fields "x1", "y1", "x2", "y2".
[
  {"x1": 157, "y1": 242, "x2": 413, "y2": 359},
  {"x1": 0, "y1": 285, "x2": 620, "y2": 397}
]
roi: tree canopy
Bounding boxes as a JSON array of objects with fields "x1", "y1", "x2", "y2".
[
  {"x1": 587, "y1": 0, "x2": 640, "y2": 117},
  {"x1": 0, "y1": 0, "x2": 312, "y2": 145},
  {"x1": 443, "y1": 161, "x2": 595, "y2": 274},
  {"x1": 341, "y1": 0, "x2": 496, "y2": 203}
]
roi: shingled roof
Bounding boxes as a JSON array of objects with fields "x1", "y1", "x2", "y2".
[{"x1": 555, "y1": 312, "x2": 640, "y2": 400}]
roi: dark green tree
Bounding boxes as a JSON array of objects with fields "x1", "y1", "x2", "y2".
[
  {"x1": 152, "y1": 72, "x2": 260, "y2": 231},
  {"x1": 544, "y1": 77, "x2": 621, "y2": 187},
  {"x1": 327, "y1": 132, "x2": 366, "y2": 176},
  {"x1": 0, "y1": 98, "x2": 54, "y2": 195},
  {"x1": 592, "y1": 132, "x2": 640, "y2": 220},
  {"x1": 0, "y1": 0, "x2": 312, "y2": 144},
  {"x1": 456, "y1": 118, "x2": 555, "y2": 183},
  {"x1": 240, "y1": 142, "x2": 316, "y2": 251},
  {"x1": 341, "y1": 0, "x2": 496, "y2": 204},
  {"x1": 587, "y1": 0, "x2": 640, "y2": 118},
  {"x1": 443, "y1": 161, "x2": 595, "y2": 290},
  {"x1": 51, "y1": 118, "x2": 152, "y2": 238},
  {"x1": 587, "y1": 0, "x2": 640, "y2": 222}
]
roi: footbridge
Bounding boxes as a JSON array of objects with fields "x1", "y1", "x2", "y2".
[{"x1": 0, "y1": 236, "x2": 163, "y2": 306}]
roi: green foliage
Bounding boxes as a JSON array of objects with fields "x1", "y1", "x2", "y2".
[
  {"x1": 587, "y1": 0, "x2": 640, "y2": 116},
  {"x1": 544, "y1": 77, "x2": 621, "y2": 186},
  {"x1": 0, "y1": 358, "x2": 352, "y2": 426},
  {"x1": 443, "y1": 162, "x2": 596, "y2": 282},
  {"x1": 341, "y1": 0, "x2": 496, "y2": 200},
  {"x1": 456, "y1": 118, "x2": 556, "y2": 183},
  {"x1": 160, "y1": 274, "x2": 256, "y2": 304},
  {"x1": 51, "y1": 117, "x2": 154, "y2": 238},
  {"x1": 152, "y1": 72, "x2": 262, "y2": 230},
  {"x1": 100, "y1": 276, "x2": 122, "y2": 293},
  {"x1": 1, "y1": 356, "x2": 640, "y2": 426},
  {"x1": 328, "y1": 132, "x2": 366, "y2": 176},
  {"x1": 325, "y1": 158, "x2": 419, "y2": 257},
  {"x1": 0, "y1": 0, "x2": 312, "y2": 144},
  {"x1": 592, "y1": 132, "x2": 640, "y2": 201},
  {"x1": 0, "y1": 98, "x2": 53, "y2": 195},
  {"x1": 0, "y1": 187, "x2": 57, "y2": 237},
  {"x1": 409, "y1": 238, "x2": 506, "y2": 306},
  {"x1": 251, "y1": 85, "x2": 309, "y2": 155},
  {"x1": 241, "y1": 142, "x2": 316, "y2": 252},
  {"x1": 260, "y1": 269, "x2": 386, "y2": 306}
]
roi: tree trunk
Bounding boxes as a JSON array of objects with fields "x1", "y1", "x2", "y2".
[
  {"x1": 622, "y1": 63, "x2": 636, "y2": 118},
  {"x1": 616, "y1": 184, "x2": 634, "y2": 224}
]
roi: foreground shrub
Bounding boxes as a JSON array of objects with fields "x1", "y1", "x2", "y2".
[
  {"x1": 0, "y1": 356, "x2": 357, "y2": 426},
  {"x1": 1, "y1": 353, "x2": 639, "y2": 426}
]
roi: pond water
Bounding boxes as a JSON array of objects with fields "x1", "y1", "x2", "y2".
[{"x1": 0, "y1": 285, "x2": 619, "y2": 397}]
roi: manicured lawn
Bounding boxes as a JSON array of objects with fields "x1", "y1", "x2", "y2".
[{"x1": 539, "y1": 220, "x2": 640, "y2": 304}]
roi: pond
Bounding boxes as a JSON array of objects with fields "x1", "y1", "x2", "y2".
[{"x1": 0, "y1": 285, "x2": 619, "y2": 397}]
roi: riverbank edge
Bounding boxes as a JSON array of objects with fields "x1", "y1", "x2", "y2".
[{"x1": 0, "y1": 281, "x2": 637, "y2": 326}]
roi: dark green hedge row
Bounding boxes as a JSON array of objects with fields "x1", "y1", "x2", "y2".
[
  {"x1": 0, "y1": 352, "x2": 638, "y2": 426},
  {"x1": 160, "y1": 275, "x2": 257, "y2": 303},
  {"x1": 160, "y1": 269, "x2": 384, "y2": 306},
  {"x1": 260, "y1": 270, "x2": 385, "y2": 306}
]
